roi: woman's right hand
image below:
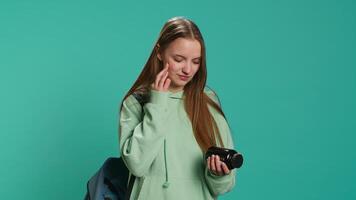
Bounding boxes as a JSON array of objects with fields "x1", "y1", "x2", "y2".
[{"x1": 150, "y1": 62, "x2": 171, "y2": 92}]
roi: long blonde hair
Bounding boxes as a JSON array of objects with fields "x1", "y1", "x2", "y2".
[{"x1": 119, "y1": 16, "x2": 227, "y2": 153}]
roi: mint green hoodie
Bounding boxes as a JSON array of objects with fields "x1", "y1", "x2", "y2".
[{"x1": 119, "y1": 86, "x2": 236, "y2": 200}]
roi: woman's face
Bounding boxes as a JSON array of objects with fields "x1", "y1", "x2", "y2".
[{"x1": 158, "y1": 38, "x2": 201, "y2": 92}]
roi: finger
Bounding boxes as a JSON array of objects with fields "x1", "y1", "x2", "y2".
[
  {"x1": 207, "y1": 157, "x2": 210, "y2": 170},
  {"x1": 156, "y1": 62, "x2": 170, "y2": 87},
  {"x1": 210, "y1": 155, "x2": 216, "y2": 173},
  {"x1": 163, "y1": 78, "x2": 171, "y2": 90},
  {"x1": 208, "y1": 156, "x2": 216, "y2": 175},
  {"x1": 221, "y1": 162, "x2": 231, "y2": 175},
  {"x1": 159, "y1": 71, "x2": 168, "y2": 89},
  {"x1": 154, "y1": 75, "x2": 159, "y2": 89},
  {"x1": 155, "y1": 64, "x2": 169, "y2": 88},
  {"x1": 161, "y1": 62, "x2": 169, "y2": 73},
  {"x1": 155, "y1": 71, "x2": 165, "y2": 87},
  {"x1": 215, "y1": 155, "x2": 223, "y2": 176}
]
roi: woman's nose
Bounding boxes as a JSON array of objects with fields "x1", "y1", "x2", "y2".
[{"x1": 182, "y1": 63, "x2": 192, "y2": 74}]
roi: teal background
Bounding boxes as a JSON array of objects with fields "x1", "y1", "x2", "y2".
[{"x1": 0, "y1": 0, "x2": 355, "y2": 199}]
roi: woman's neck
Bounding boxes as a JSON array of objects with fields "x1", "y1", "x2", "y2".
[{"x1": 168, "y1": 87, "x2": 184, "y2": 93}]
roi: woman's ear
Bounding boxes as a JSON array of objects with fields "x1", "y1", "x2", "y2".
[
  {"x1": 157, "y1": 53, "x2": 162, "y2": 61},
  {"x1": 156, "y1": 44, "x2": 162, "y2": 61}
]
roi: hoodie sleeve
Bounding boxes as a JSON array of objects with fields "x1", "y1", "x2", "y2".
[
  {"x1": 204, "y1": 89, "x2": 237, "y2": 197},
  {"x1": 119, "y1": 89, "x2": 170, "y2": 177}
]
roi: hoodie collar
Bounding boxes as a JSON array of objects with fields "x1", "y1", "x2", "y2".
[{"x1": 168, "y1": 89, "x2": 184, "y2": 99}]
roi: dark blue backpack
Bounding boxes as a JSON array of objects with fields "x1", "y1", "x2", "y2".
[
  {"x1": 83, "y1": 157, "x2": 135, "y2": 200},
  {"x1": 84, "y1": 93, "x2": 146, "y2": 200}
]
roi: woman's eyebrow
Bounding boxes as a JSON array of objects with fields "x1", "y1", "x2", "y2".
[{"x1": 174, "y1": 54, "x2": 201, "y2": 59}]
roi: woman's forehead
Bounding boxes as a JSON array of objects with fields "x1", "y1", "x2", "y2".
[{"x1": 167, "y1": 38, "x2": 201, "y2": 57}]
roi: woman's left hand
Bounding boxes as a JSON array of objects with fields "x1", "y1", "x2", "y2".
[{"x1": 207, "y1": 154, "x2": 231, "y2": 176}]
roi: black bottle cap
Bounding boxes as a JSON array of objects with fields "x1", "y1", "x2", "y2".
[{"x1": 231, "y1": 153, "x2": 243, "y2": 169}]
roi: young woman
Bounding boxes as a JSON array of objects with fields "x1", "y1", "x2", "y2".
[{"x1": 119, "y1": 16, "x2": 237, "y2": 200}]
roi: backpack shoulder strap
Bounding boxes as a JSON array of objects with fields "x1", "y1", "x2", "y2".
[
  {"x1": 132, "y1": 92, "x2": 148, "y2": 108},
  {"x1": 123, "y1": 92, "x2": 147, "y2": 200}
]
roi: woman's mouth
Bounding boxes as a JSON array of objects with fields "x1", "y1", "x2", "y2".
[{"x1": 178, "y1": 75, "x2": 190, "y2": 81}]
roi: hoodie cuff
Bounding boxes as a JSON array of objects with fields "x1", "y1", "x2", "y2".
[
  {"x1": 208, "y1": 169, "x2": 230, "y2": 179},
  {"x1": 149, "y1": 89, "x2": 170, "y2": 106},
  {"x1": 205, "y1": 164, "x2": 235, "y2": 180}
]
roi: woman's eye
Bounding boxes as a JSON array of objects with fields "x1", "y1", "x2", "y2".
[{"x1": 174, "y1": 58, "x2": 183, "y2": 62}]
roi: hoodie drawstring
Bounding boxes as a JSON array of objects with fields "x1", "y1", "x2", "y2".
[{"x1": 162, "y1": 139, "x2": 170, "y2": 188}]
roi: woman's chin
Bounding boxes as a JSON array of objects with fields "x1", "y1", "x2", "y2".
[{"x1": 170, "y1": 80, "x2": 187, "y2": 88}]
